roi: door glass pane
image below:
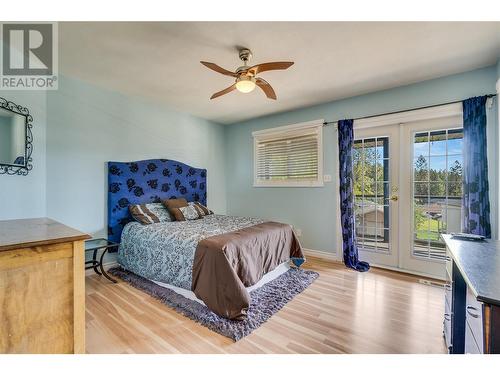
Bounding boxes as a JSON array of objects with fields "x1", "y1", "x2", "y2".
[
  {"x1": 414, "y1": 183, "x2": 429, "y2": 201},
  {"x1": 380, "y1": 182, "x2": 390, "y2": 204},
  {"x1": 429, "y1": 156, "x2": 447, "y2": 175},
  {"x1": 448, "y1": 155, "x2": 463, "y2": 184},
  {"x1": 412, "y1": 128, "x2": 463, "y2": 260},
  {"x1": 447, "y1": 183, "x2": 462, "y2": 198},
  {"x1": 447, "y1": 129, "x2": 463, "y2": 155},
  {"x1": 353, "y1": 137, "x2": 390, "y2": 254},
  {"x1": 429, "y1": 130, "x2": 447, "y2": 156},
  {"x1": 414, "y1": 156, "x2": 428, "y2": 181},
  {"x1": 375, "y1": 138, "x2": 389, "y2": 158},
  {"x1": 414, "y1": 132, "x2": 428, "y2": 159}
]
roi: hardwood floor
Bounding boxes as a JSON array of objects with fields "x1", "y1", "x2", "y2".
[{"x1": 85, "y1": 257, "x2": 447, "y2": 354}]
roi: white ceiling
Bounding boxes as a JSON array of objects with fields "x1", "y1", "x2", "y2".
[{"x1": 59, "y1": 22, "x2": 500, "y2": 124}]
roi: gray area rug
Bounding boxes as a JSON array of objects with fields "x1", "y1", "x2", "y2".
[{"x1": 109, "y1": 266, "x2": 319, "y2": 341}]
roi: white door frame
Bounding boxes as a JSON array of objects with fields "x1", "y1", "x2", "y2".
[
  {"x1": 354, "y1": 124, "x2": 400, "y2": 268},
  {"x1": 398, "y1": 115, "x2": 463, "y2": 279}
]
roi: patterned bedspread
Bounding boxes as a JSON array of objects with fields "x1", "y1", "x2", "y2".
[{"x1": 117, "y1": 215, "x2": 265, "y2": 289}]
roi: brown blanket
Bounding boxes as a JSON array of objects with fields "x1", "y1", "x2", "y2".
[{"x1": 191, "y1": 221, "x2": 304, "y2": 320}]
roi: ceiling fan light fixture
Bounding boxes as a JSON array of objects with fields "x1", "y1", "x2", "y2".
[
  {"x1": 201, "y1": 49, "x2": 293, "y2": 100},
  {"x1": 235, "y1": 76, "x2": 256, "y2": 93}
]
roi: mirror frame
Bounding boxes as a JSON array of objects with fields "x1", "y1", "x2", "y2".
[{"x1": 0, "y1": 97, "x2": 33, "y2": 176}]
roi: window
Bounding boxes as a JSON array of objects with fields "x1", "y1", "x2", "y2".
[
  {"x1": 353, "y1": 137, "x2": 391, "y2": 253},
  {"x1": 253, "y1": 120, "x2": 323, "y2": 187},
  {"x1": 412, "y1": 128, "x2": 463, "y2": 260}
]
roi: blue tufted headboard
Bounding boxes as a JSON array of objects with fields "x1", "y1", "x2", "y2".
[{"x1": 107, "y1": 159, "x2": 207, "y2": 244}]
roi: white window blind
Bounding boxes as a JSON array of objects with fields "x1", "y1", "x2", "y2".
[{"x1": 253, "y1": 121, "x2": 323, "y2": 187}]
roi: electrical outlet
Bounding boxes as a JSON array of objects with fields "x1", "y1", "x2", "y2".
[
  {"x1": 323, "y1": 174, "x2": 332, "y2": 182},
  {"x1": 295, "y1": 228, "x2": 302, "y2": 237}
]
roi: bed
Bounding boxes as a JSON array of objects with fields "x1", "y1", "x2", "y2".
[{"x1": 108, "y1": 159, "x2": 305, "y2": 320}]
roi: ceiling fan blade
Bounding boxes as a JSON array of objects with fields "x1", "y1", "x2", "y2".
[
  {"x1": 210, "y1": 84, "x2": 236, "y2": 99},
  {"x1": 200, "y1": 61, "x2": 237, "y2": 77},
  {"x1": 255, "y1": 78, "x2": 277, "y2": 100},
  {"x1": 248, "y1": 61, "x2": 294, "y2": 75}
]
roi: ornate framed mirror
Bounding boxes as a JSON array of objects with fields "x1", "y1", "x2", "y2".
[{"x1": 0, "y1": 97, "x2": 33, "y2": 175}]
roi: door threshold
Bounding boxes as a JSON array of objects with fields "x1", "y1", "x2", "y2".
[{"x1": 369, "y1": 262, "x2": 445, "y2": 282}]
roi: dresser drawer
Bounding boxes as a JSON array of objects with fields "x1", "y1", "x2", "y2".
[
  {"x1": 444, "y1": 299, "x2": 452, "y2": 352},
  {"x1": 445, "y1": 281, "x2": 452, "y2": 307},
  {"x1": 445, "y1": 248, "x2": 452, "y2": 278},
  {"x1": 444, "y1": 250, "x2": 453, "y2": 308},
  {"x1": 445, "y1": 295, "x2": 451, "y2": 316},
  {"x1": 466, "y1": 286, "x2": 484, "y2": 353},
  {"x1": 465, "y1": 321, "x2": 482, "y2": 354}
]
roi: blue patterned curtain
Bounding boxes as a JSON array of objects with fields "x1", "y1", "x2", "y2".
[
  {"x1": 462, "y1": 96, "x2": 491, "y2": 238},
  {"x1": 338, "y1": 119, "x2": 370, "y2": 272}
]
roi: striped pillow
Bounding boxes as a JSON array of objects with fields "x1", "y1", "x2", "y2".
[
  {"x1": 162, "y1": 198, "x2": 189, "y2": 221},
  {"x1": 179, "y1": 205, "x2": 201, "y2": 220},
  {"x1": 129, "y1": 203, "x2": 173, "y2": 225},
  {"x1": 189, "y1": 201, "x2": 213, "y2": 217}
]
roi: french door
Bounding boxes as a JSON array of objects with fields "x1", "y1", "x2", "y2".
[
  {"x1": 353, "y1": 114, "x2": 463, "y2": 279},
  {"x1": 353, "y1": 125, "x2": 400, "y2": 269}
]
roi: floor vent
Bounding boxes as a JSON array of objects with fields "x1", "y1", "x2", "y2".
[{"x1": 418, "y1": 279, "x2": 445, "y2": 288}]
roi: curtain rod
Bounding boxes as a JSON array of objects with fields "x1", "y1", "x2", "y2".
[{"x1": 323, "y1": 93, "x2": 497, "y2": 126}]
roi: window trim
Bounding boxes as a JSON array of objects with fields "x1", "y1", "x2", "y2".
[{"x1": 252, "y1": 119, "x2": 324, "y2": 188}]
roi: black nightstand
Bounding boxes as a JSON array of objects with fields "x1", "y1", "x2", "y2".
[{"x1": 85, "y1": 238, "x2": 119, "y2": 283}]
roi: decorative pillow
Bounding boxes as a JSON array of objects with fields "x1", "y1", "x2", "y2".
[
  {"x1": 179, "y1": 205, "x2": 201, "y2": 221},
  {"x1": 129, "y1": 203, "x2": 173, "y2": 225},
  {"x1": 162, "y1": 198, "x2": 189, "y2": 221},
  {"x1": 189, "y1": 201, "x2": 213, "y2": 217}
]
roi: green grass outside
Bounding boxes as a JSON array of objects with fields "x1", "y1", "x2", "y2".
[{"x1": 416, "y1": 218, "x2": 443, "y2": 241}]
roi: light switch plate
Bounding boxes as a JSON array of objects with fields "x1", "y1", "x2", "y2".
[{"x1": 323, "y1": 174, "x2": 332, "y2": 182}]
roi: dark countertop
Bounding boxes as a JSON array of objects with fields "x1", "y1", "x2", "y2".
[
  {"x1": 0, "y1": 217, "x2": 90, "y2": 252},
  {"x1": 442, "y1": 234, "x2": 500, "y2": 305}
]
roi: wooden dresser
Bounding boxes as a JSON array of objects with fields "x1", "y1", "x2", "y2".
[
  {"x1": 0, "y1": 218, "x2": 90, "y2": 354},
  {"x1": 442, "y1": 234, "x2": 500, "y2": 354}
]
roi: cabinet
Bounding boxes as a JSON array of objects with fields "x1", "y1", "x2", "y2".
[
  {"x1": 442, "y1": 235, "x2": 500, "y2": 354},
  {"x1": 0, "y1": 218, "x2": 90, "y2": 353}
]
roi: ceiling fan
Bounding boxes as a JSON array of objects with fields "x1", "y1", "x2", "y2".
[{"x1": 200, "y1": 48, "x2": 294, "y2": 100}]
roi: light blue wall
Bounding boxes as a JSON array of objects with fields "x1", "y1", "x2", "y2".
[
  {"x1": 0, "y1": 90, "x2": 47, "y2": 220},
  {"x1": 225, "y1": 66, "x2": 499, "y2": 255},
  {"x1": 46, "y1": 76, "x2": 227, "y2": 262}
]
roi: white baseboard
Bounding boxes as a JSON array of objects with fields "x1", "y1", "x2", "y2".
[
  {"x1": 85, "y1": 261, "x2": 118, "y2": 277},
  {"x1": 303, "y1": 248, "x2": 341, "y2": 262},
  {"x1": 302, "y1": 248, "x2": 444, "y2": 281}
]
